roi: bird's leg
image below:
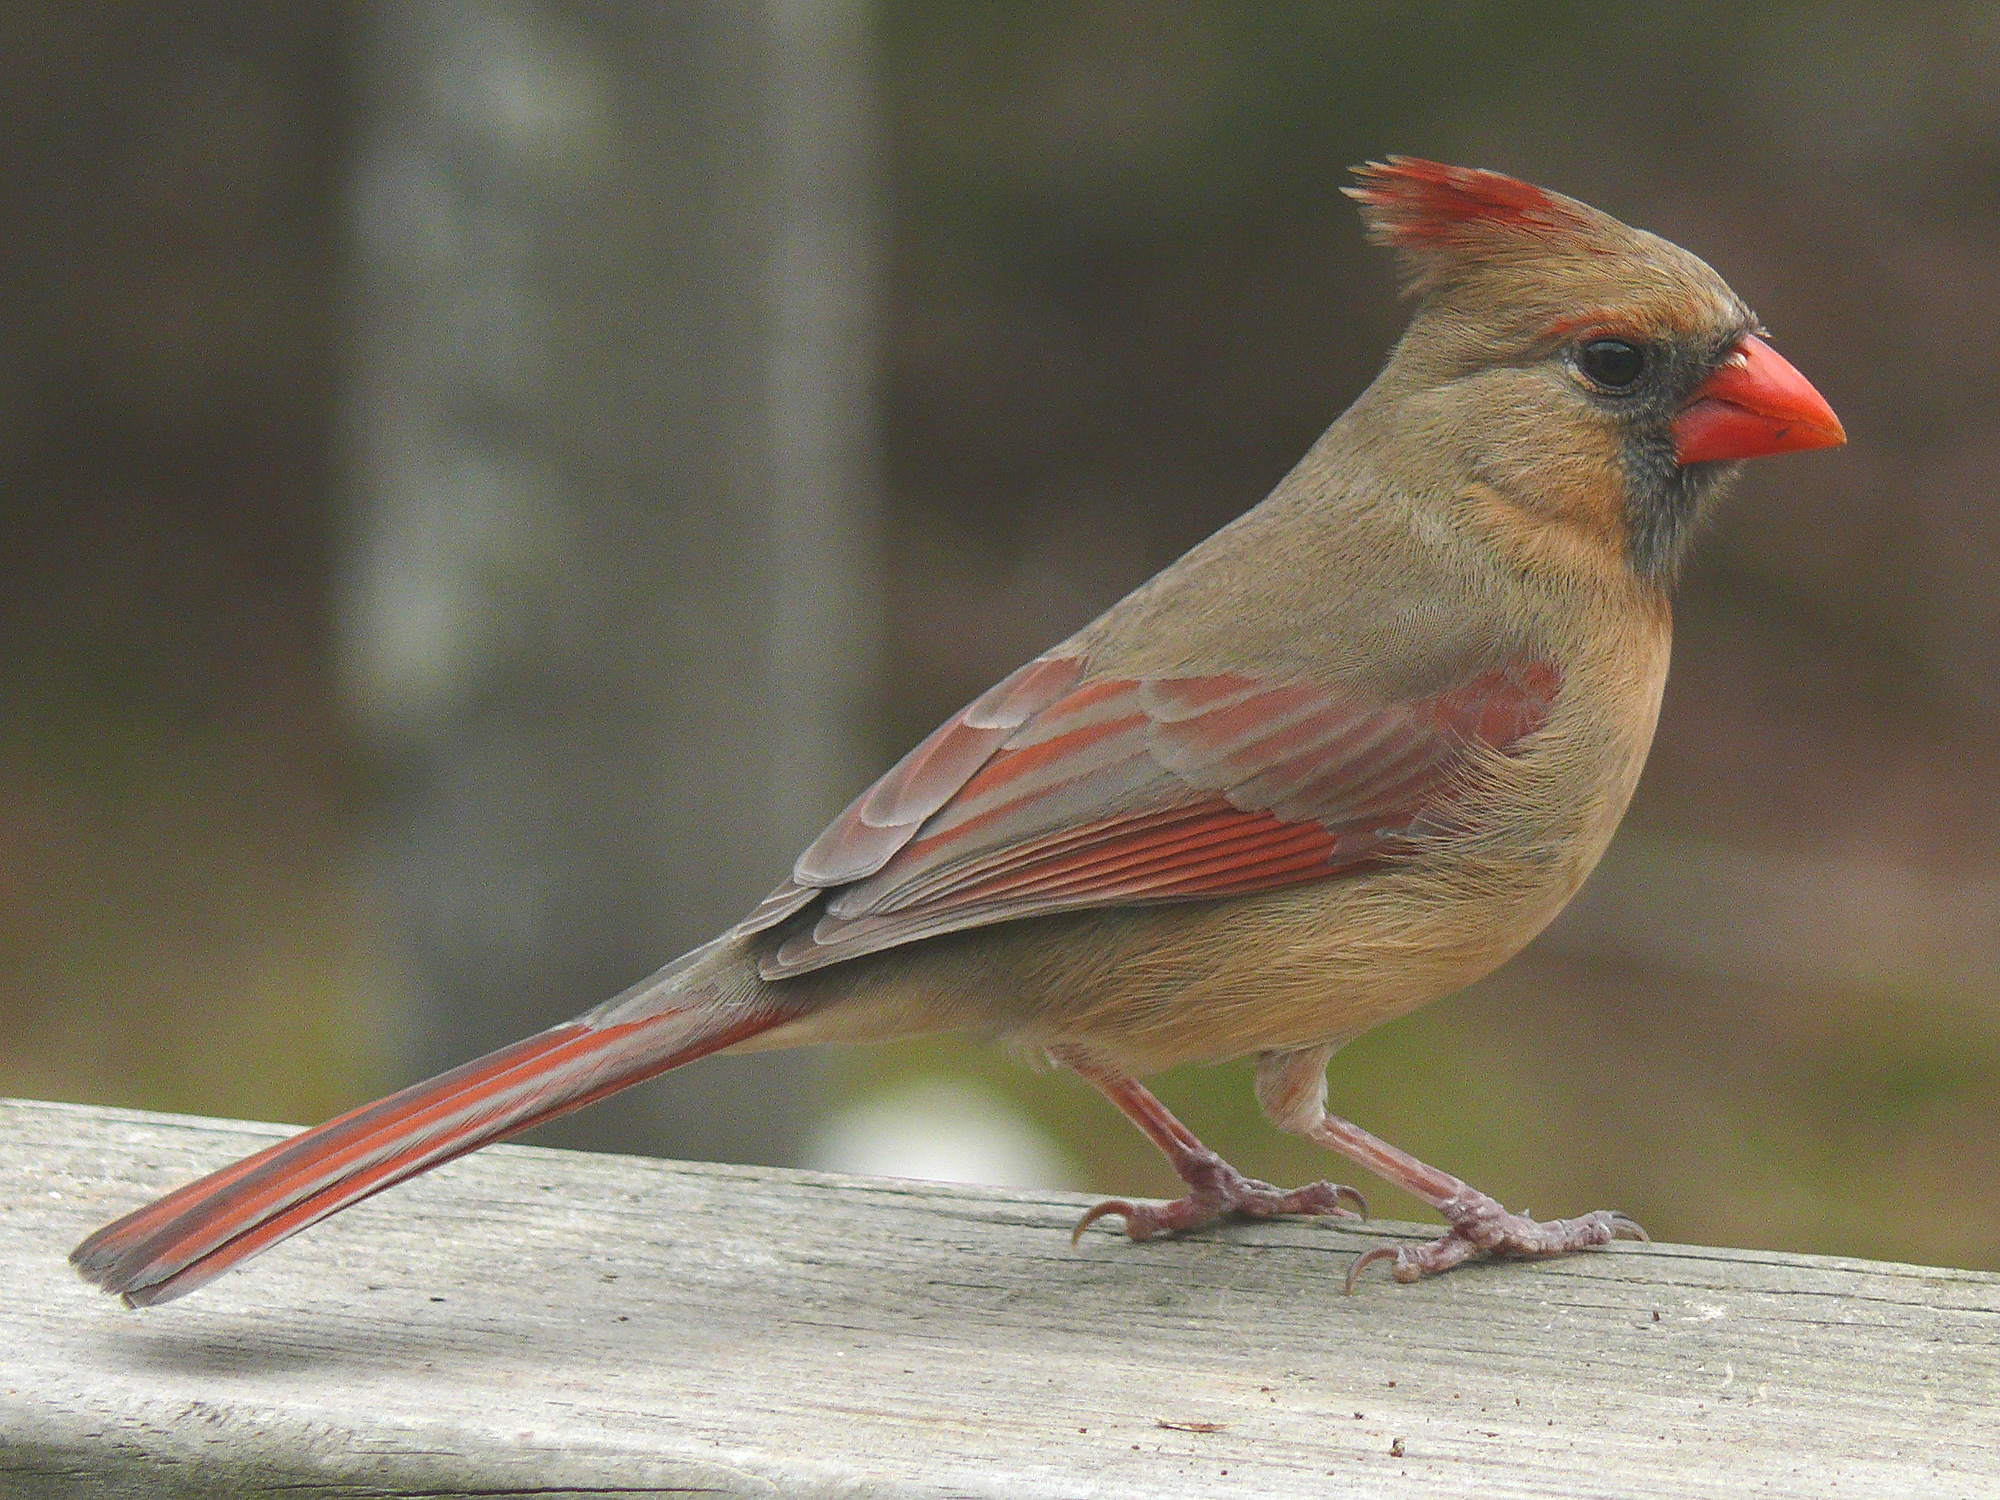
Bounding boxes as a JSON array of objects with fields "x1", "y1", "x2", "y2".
[
  {"x1": 1054, "y1": 1047, "x2": 1365, "y2": 1243},
  {"x1": 1254, "y1": 1048, "x2": 1647, "y2": 1289}
]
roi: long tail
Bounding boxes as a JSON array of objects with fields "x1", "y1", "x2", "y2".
[{"x1": 71, "y1": 940, "x2": 801, "y2": 1306}]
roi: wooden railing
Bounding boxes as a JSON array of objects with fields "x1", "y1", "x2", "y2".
[{"x1": 4, "y1": 1095, "x2": 1995, "y2": 1498}]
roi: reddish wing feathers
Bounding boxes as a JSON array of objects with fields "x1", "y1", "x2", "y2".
[
  {"x1": 740, "y1": 654, "x2": 1086, "y2": 920},
  {"x1": 1344, "y1": 157, "x2": 1581, "y2": 250},
  {"x1": 758, "y1": 658, "x2": 1559, "y2": 977},
  {"x1": 733, "y1": 655, "x2": 1086, "y2": 938}
]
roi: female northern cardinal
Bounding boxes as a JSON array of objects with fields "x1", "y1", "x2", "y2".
[{"x1": 74, "y1": 158, "x2": 1844, "y2": 1305}]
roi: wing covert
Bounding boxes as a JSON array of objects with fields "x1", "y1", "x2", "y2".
[{"x1": 743, "y1": 654, "x2": 1558, "y2": 977}]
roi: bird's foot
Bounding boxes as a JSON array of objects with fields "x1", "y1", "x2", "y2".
[
  {"x1": 1072, "y1": 1147, "x2": 1365, "y2": 1244},
  {"x1": 1344, "y1": 1188, "x2": 1646, "y2": 1291}
]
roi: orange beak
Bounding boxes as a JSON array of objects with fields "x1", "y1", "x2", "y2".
[{"x1": 1671, "y1": 334, "x2": 1845, "y2": 466}]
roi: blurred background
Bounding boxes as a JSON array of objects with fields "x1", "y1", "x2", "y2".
[{"x1": 5, "y1": 1, "x2": 1998, "y2": 1270}]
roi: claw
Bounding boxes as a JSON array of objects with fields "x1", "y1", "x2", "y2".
[
  {"x1": 1610, "y1": 1212, "x2": 1649, "y2": 1242},
  {"x1": 1336, "y1": 1183, "x2": 1370, "y2": 1221},
  {"x1": 1344, "y1": 1243, "x2": 1404, "y2": 1294},
  {"x1": 1071, "y1": 1198, "x2": 1142, "y2": 1245}
]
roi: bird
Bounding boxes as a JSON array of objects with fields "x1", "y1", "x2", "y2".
[{"x1": 73, "y1": 157, "x2": 1844, "y2": 1306}]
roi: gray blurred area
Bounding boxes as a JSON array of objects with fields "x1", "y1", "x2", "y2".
[
  {"x1": 342, "y1": 0, "x2": 879, "y2": 1162},
  {"x1": 4, "y1": 4, "x2": 1998, "y2": 1266}
]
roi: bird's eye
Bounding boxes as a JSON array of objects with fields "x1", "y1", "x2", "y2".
[{"x1": 1577, "y1": 337, "x2": 1648, "y2": 390}]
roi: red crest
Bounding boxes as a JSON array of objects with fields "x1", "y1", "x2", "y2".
[{"x1": 1345, "y1": 157, "x2": 1581, "y2": 250}]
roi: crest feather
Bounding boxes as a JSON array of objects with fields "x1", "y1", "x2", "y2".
[{"x1": 1344, "y1": 157, "x2": 1598, "y2": 294}]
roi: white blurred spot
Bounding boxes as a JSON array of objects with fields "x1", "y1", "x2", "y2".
[{"x1": 806, "y1": 1077, "x2": 1082, "y2": 1190}]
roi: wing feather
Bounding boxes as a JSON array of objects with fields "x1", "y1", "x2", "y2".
[
  {"x1": 788, "y1": 654, "x2": 1087, "y2": 887},
  {"x1": 752, "y1": 655, "x2": 1558, "y2": 977}
]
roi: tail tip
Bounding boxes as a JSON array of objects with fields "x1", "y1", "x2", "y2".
[{"x1": 70, "y1": 1235, "x2": 167, "y2": 1307}]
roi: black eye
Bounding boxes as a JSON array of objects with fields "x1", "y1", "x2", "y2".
[{"x1": 1578, "y1": 337, "x2": 1647, "y2": 389}]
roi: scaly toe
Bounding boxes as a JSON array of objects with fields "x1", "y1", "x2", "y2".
[
  {"x1": 1238, "y1": 1178, "x2": 1368, "y2": 1223},
  {"x1": 1345, "y1": 1200, "x2": 1646, "y2": 1289},
  {"x1": 1073, "y1": 1191, "x2": 1222, "y2": 1242},
  {"x1": 1071, "y1": 1169, "x2": 1366, "y2": 1248}
]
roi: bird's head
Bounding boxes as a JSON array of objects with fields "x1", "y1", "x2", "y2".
[{"x1": 1345, "y1": 157, "x2": 1844, "y2": 586}]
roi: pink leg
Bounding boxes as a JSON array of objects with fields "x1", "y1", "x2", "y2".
[
  {"x1": 1055, "y1": 1047, "x2": 1365, "y2": 1243},
  {"x1": 1254, "y1": 1048, "x2": 1647, "y2": 1290}
]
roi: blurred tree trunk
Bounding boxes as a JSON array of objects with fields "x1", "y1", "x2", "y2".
[{"x1": 341, "y1": 0, "x2": 880, "y2": 1163}]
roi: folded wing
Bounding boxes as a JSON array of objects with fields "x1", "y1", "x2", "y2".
[{"x1": 744, "y1": 653, "x2": 1560, "y2": 977}]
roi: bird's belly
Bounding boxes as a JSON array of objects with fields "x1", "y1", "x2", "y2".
[{"x1": 1009, "y1": 859, "x2": 1586, "y2": 1070}]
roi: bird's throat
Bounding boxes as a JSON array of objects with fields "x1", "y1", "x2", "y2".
[{"x1": 1621, "y1": 435, "x2": 1736, "y2": 585}]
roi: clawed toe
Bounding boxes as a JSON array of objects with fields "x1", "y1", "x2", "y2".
[
  {"x1": 1254, "y1": 1178, "x2": 1368, "y2": 1223},
  {"x1": 1072, "y1": 1167, "x2": 1365, "y2": 1247},
  {"x1": 1343, "y1": 1200, "x2": 1647, "y2": 1291}
]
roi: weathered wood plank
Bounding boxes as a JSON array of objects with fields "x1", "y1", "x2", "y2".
[{"x1": 3, "y1": 1096, "x2": 1995, "y2": 1498}]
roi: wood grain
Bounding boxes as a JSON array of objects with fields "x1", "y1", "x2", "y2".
[{"x1": 4, "y1": 1096, "x2": 1995, "y2": 1498}]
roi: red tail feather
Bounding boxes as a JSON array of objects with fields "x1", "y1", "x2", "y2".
[{"x1": 71, "y1": 968, "x2": 794, "y2": 1305}]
